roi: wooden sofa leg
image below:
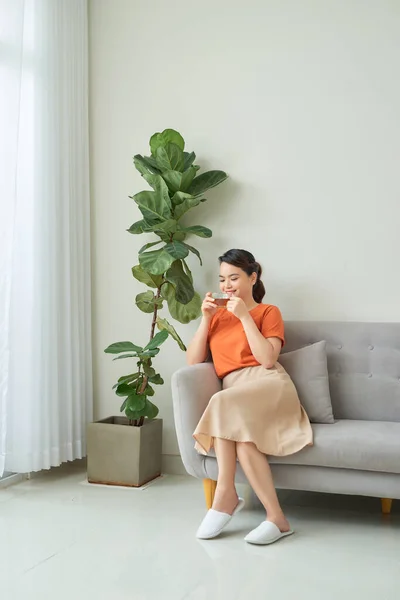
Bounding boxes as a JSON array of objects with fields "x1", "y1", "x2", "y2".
[
  {"x1": 381, "y1": 498, "x2": 392, "y2": 515},
  {"x1": 203, "y1": 479, "x2": 217, "y2": 509}
]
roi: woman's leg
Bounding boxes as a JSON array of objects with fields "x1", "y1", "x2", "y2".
[
  {"x1": 236, "y1": 441, "x2": 290, "y2": 531},
  {"x1": 212, "y1": 437, "x2": 239, "y2": 514}
]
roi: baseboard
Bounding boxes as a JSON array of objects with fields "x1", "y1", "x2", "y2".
[
  {"x1": 0, "y1": 473, "x2": 25, "y2": 489},
  {"x1": 0, "y1": 454, "x2": 187, "y2": 480},
  {"x1": 0, "y1": 456, "x2": 186, "y2": 486},
  {"x1": 162, "y1": 454, "x2": 187, "y2": 476}
]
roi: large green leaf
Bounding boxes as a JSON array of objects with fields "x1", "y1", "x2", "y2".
[
  {"x1": 145, "y1": 384, "x2": 155, "y2": 397},
  {"x1": 142, "y1": 174, "x2": 172, "y2": 212},
  {"x1": 171, "y1": 191, "x2": 193, "y2": 207},
  {"x1": 165, "y1": 260, "x2": 194, "y2": 304},
  {"x1": 181, "y1": 167, "x2": 198, "y2": 191},
  {"x1": 146, "y1": 399, "x2": 159, "y2": 419},
  {"x1": 139, "y1": 247, "x2": 176, "y2": 275},
  {"x1": 183, "y1": 243, "x2": 202, "y2": 265},
  {"x1": 113, "y1": 353, "x2": 140, "y2": 360},
  {"x1": 155, "y1": 143, "x2": 185, "y2": 172},
  {"x1": 152, "y1": 219, "x2": 177, "y2": 235},
  {"x1": 125, "y1": 393, "x2": 146, "y2": 413},
  {"x1": 173, "y1": 195, "x2": 202, "y2": 219},
  {"x1": 188, "y1": 170, "x2": 228, "y2": 196},
  {"x1": 120, "y1": 398, "x2": 129, "y2": 413},
  {"x1": 182, "y1": 259, "x2": 193, "y2": 283},
  {"x1": 134, "y1": 154, "x2": 162, "y2": 176},
  {"x1": 125, "y1": 407, "x2": 142, "y2": 420},
  {"x1": 131, "y1": 265, "x2": 163, "y2": 289},
  {"x1": 157, "y1": 317, "x2": 186, "y2": 351},
  {"x1": 139, "y1": 348, "x2": 160, "y2": 358},
  {"x1": 132, "y1": 189, "x2": 171, "y2": 224},
  {"x1": 130, "y1": 174, "x2": 172, "y2": 219},
  {"x1": 150, "y1": 129, "x2": 185, "y2": 155},
  {"x1": 161, "y1": 170, "x2": 183, "y2": 194},
  {"x1": 163, "y1": 240, "x2": 189, "y2": 260},
  {"x1": 162, "y1": 283, "x2": 202, "y2": 324},
  {"x1": 142, "y1": 363, "x2": 156, "y2": 377},
  {"x1": 148, "y1": 373, "x2": 164, "y2": 385},
  {"x1": 144, "y1": 329, "x2": 169, "y2": 351},
  {"x1": 115, "y1": 383, "x2": 138, "y2": 397},
  {"x1": 134, "y1": 398, "x2": 159, "y2": 420},
  {"x1": 127, "y1": 219, "x2": 155, "y2": 235},
  {"x1": 180, "y1": 225, "x2": 212, "y2": 238},
  {"x1": 105, "y1": 341, "x2": 143, "y2": 354},
  {"x1": 138, "y1": 241, "x2": 163, "y2": 254},
  {"x1": 135, "y1": 290, "x2": 161, "y2": 313},
  {"x1": 162, "y1": 167, "x2": 197, "y2": 194},
  {"x1": 153, "y1": 223, "x2": 178, "y2": 245},
  {"x1": 172, "y1": 231, "x2": 187, "y2": 242},
  {"x1": 112, "y1": 372, "x2": 140, "y2": 389},
  {"x1": 183, "y1": 151, "x2": 199, "y2": 171}
]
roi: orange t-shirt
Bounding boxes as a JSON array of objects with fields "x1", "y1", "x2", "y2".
[{"x1": 207, "y1": 303, "x2": 285, "y2": 379}]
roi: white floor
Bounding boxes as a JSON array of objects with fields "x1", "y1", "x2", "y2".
[{"x1": 1, "y1": 463, "x2": 399, "y2": 600}]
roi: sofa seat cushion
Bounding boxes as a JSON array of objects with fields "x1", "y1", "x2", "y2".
[{"x1": 269, "y1": 419, "x2": 400, "y2": 474}]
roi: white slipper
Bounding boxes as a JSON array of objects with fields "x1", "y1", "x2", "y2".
[
  {"x1": 244, "y1": 521, "x2": 294, "y2": 545},
  {"x1": 196, "y1": 498, "x2": 245, "y2": 540}
]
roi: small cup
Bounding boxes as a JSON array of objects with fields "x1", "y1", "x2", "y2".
[{"x1": 211, "y1": 292, "x2": 230, "y2": 307}]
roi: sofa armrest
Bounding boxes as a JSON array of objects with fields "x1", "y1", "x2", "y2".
[{"x1": 171, "y1": 363, "x2": 222, "y2": 478}]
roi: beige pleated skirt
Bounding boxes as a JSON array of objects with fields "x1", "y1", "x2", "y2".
[{"x1": 193, "y1": 363, "x2": 313, "y2": 457}]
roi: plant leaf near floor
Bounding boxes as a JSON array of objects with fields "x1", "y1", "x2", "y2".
[{"x1": 105, "y1": 129, "x2": 228, "y2": 425}]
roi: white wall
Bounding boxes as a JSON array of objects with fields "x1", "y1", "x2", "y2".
[{"x1": 89, "y1": 0, "x2": 400, "y2": 462}]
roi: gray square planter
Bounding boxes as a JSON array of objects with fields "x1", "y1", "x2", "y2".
[{"x1": 87, "y1": 417, "x2": 162, "y2": 487}]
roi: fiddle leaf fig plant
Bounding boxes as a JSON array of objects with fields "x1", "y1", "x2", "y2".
[{"x1": 105, "y1": 129, "x2": 228, "y2": 426}]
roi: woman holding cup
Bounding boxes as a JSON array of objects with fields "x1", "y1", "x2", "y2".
[{"x1": 186, "y1": 249, "x2": 312, "y2": 545}]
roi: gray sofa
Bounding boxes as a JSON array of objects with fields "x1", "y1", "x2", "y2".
[{"x1": 171, "y1": 321, "x2": 400, "y2": 513}]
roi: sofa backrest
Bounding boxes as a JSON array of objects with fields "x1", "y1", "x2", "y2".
[{"x1": 282, "y1": 322, "x2": 400, "y2": 422}]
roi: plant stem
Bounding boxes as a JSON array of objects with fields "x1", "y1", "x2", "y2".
[
  {"x1": 138, "y1": 288, "x2": 160, "y2": 395},
  {"x1": 150, "y1": 287, "x2": 161, "y2": 339},
  {"x1": 138, "y1": 375, "x2": 148, "y2": 394},
  {"x1": 136, "y1": 287, "x2": 162, "y2": 427}
]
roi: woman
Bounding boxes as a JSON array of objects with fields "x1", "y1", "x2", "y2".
[{"x1": 186, "y1": 249, "x2": 313, "y2": 545}]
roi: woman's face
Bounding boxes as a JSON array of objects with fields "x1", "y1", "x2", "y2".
[{"x1": 219, "y1": 262, "x2": 256, "y2": 299}]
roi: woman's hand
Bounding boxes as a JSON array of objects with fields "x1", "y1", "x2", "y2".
[
  {"x1": 201, "y1": 292, "x2": 217, "y2": 320},
  {"x1": 226, "y1": 296, "x2": 249, "y2": 320}
]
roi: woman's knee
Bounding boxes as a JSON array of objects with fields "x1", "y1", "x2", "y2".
[
  {"x1": 236, "y1": 441, "x2": 257, "y2": 457},
  {"x1": 208, "y1": 391, "x2": 223, "y2": 410},
  {"x1": 214, "y1": 437, "x2": 237, "y2": 450}
]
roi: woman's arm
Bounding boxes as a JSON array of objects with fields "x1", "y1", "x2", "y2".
[
  {"x1": 226, "y1": 297, "x2": 282, "y2": 368},
  {"x1": 186, "y1": 317, "x2": 212, "y2": 365},
  {"x1": 240, "y1": 314, "x2": 282, "y2": 368},
  {"x1": 186, "y1": 293, "x2": 217, "y2": 365}
]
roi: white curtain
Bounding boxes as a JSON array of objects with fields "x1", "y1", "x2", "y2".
[{"x1": 0, "y1": 0, "x2": 92, "y2": 475}]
